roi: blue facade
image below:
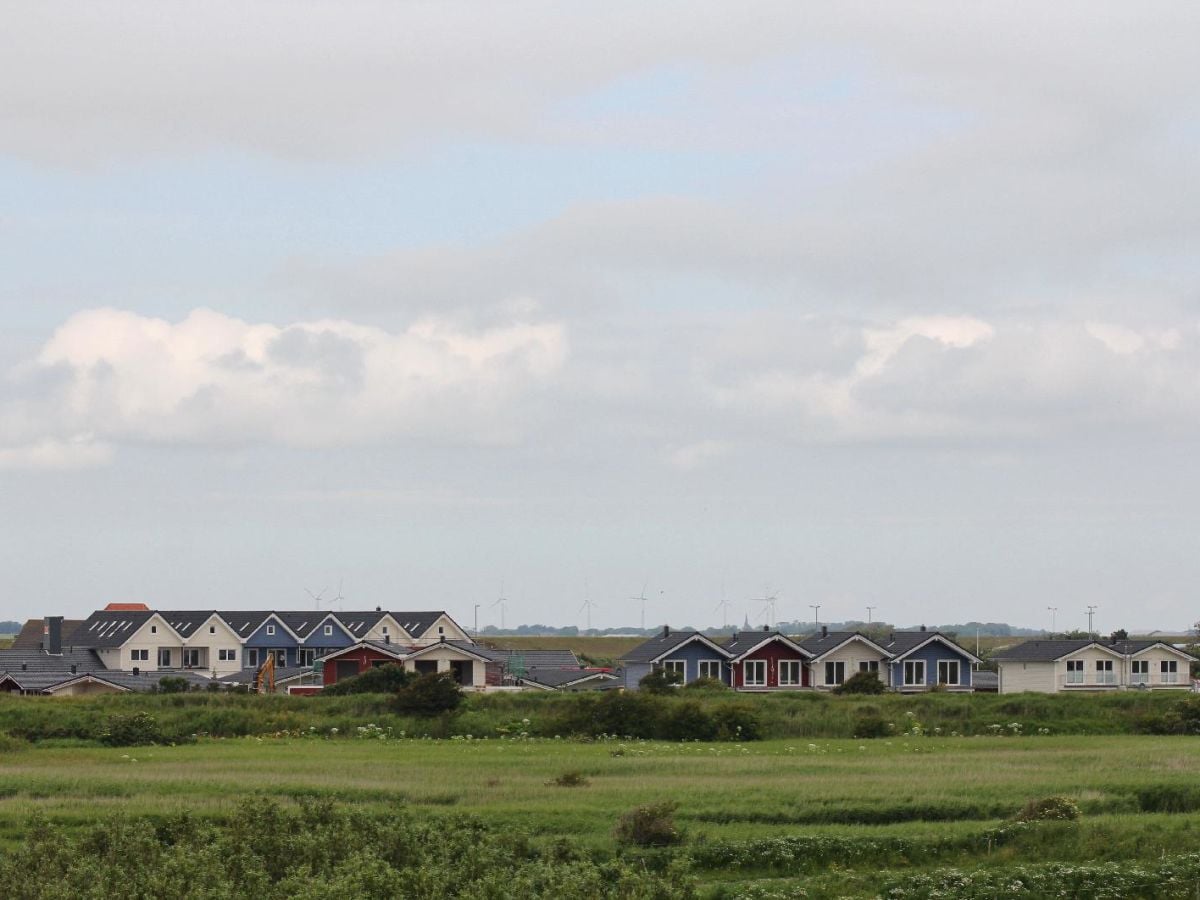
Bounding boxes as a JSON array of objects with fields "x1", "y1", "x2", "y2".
[
  {"x1": 657, "y1": 637, "x2": 731, "y2": 685},
  {"x1": 242, "y1": 617, "x2": 301, "y2": 668},
  {"x1": 888, "y1": 639, "x2": 974, "y2": 689},
  {"x1": 301, "y1": 615, "x2": 356, "y2": 660}
]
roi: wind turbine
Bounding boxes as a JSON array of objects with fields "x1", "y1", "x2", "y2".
[
  {"x1": 491, "y1": 582, "x2": 509, "y2": 630},
  {"x1": 715, "y1": 582, "x2": 733, "y2": 629},
  {"x1": 579, "y1": 580, "x2": 598, "y2": 632},
  {"x1": 752, "y1": 589, "x2": 779, "y2": 630},
  {"x1": 305, "y1": 586, "x2": 330, "y2": 610},
  {"x1": 628, "y1": 580, "x2": 648, "y2": 631}
]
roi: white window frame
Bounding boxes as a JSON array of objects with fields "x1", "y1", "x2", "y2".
[
  {"x1": 779, "y1": 659, "x2": 802, "y2": 686},
  {"x1": 266, "y1": 624, "x2": 275, "y2": 636},
  {"x1": 218, "y1": 648, "x2": 236, "y2": 662},
  {"x1": 150, "y1": 625, "x2": 157, "y2": 634},
  {"x1": 157, "y1": 649, "x2": 171, "y2": 667},
  {"x1": 743, "y1": 659, "x2": 767, "y2": 686},
  {"x1": 1161, "y1": 660, "x2": 1179, "y2": 684},
  {"x1": 182, "y1": 648, "x2": 200, "y2": 668},
  {"x1": 130, "y1": 649, "x2": 149, "y2": 662},
  {"x1": 1131, "y1": 659, "x2": 1150, "y2": 683},
  {"x1": 698, "y1": 660, "x2": 722, "y2": 680},
  {"x1": 274, "y1": 650, "x2": 287, "y2": 667},
  {"x1": 298, "y1": 648, "x2": 316, "y2": 667},
  {"x1": 1096, "y1": 659, "x2": 1115, "y2": 684},
  {"x1": 323, "y1": 624, "x2": 333, "y2": 637},
  {"x1": 382, "y1": 626, "x2": 389, "y2": 636},
  {"x1": 209, "y1": 625, "x2": 216, "y2": 634},
  {"x1": 937, "y1": 659, "x2": 960, "y2": 686},
  {"x1": 824, "y1": 660, "x2": 845, "y2": 686},
  {"x1": 247, "y1": 649, "x2": 259, "y2": 667},
  {"x1": 859, "y1": 660, "x2": 880, "y2": 675},
  {"x1": 903, "y1": 660, "x2": 925, "y2": 686},
  {"x1": 1066, "y1": 659, "x2": 1084, "y2": 684},
  {"x1": 661, "y1": 659, "x2": 685, "y2": 682}
]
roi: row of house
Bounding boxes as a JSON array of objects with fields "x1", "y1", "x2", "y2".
[
  {"x1": 619, "y1": 626, "x2": 1197, "y2": 694},
  {"x1": 620, "y1": 625, "x2": 983, "y2": 691}
]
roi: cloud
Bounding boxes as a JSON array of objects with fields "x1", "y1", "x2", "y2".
[{"x1": 0, "y1": 307, "x2": 567, "y2": 466}]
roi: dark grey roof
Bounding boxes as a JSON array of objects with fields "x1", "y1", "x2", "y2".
[
  {"x1": 10, "y1": 619, "x2": 85, "y2": 649},
  {"x1": 157, "y1": 611, "x2": 218, "y2": 639},
  {"x1": 795, "y1": 631, "x2": 877, "y2": 657},
  {"x1": 216, "y1": 612, "x2": 275, "y2": 638},
  {"x1": 990, "y1": 640, "x2": 1106, "y2": 661},
  {"x1": 0, "y1": 646, "x2": 106, "y2": 674},
  {"x1": 315, "y1": 640, "x2": 408, "y2": 662},
  {"x1": 0, "y1": 662, "x2": 213, "y2": 694},
  {"x1": 391, "y1": 612, "x2": 447, "y2": 636},
  {"x1": 481, "y1": 647, "x2": 582, "y2": 668},
  {"x1": 622, "y1": 630, "x2": 730, "y2": 664},
  {"x1": 882, "y1": 630, "x2": 981, "y2": 662},
  {"x1": 334, "y1": 611, "x2": 389, "y2": 638},
  {"x1": 723, "y1": 630, "x2": 809, "y2": 658},
  {"x1": 273, "y1": 612, "x2": 341, "y2": 639},
  {"x1": 72, "y1": 611, "x2": 156, "y2": 648},
  {"x1": 972, "y1": 670, "x2": 999, "y2": 691},
  {"x1": 521, "y1": 668, "x2": 617, "y2": 688},
  {"x1": 216, "y1": 666, "x2": 313, "y2": 685}
]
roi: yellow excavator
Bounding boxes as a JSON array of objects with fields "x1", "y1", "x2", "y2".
[{"x1": 255, "y1": 652, "x2": 275, "y2": 694}]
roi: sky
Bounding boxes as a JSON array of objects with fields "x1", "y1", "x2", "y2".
[{"x1": 2, "y1": 2, "x2": 1199, "y2": 633}]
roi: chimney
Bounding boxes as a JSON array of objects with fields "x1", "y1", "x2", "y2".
[
  {"x1": 384, "y1": 635, "x2": 390, "y2": 644},
  {"x1": 46, "y1": 616, "x2": 63, "y2": 655},
  {"x1": 821, "y1": 625, "x2": 828, "y2": 638},
  {"x1": 762, "y1": 624, "x2": 769, "y2": 632},
  {"x1": 920, "y1": 624, "x2": 927, "y2": 632},
  {"x1": 132, "y1": 666, "x2": 140, "y2": 676},
  {"x1": 662, "y1": 625, "x2": 670, "y2": 638},
  {"x1": 70, "y1": 664, "x2": 77, "y2": 674},
  {"x1": 21, "y1": 663, "x2": 26, "y2": 671},
  {"x1": 889, "y1": 632, "x2": 895, "y2": 643},
  {"x1": 375, "y1": 605, "x2": 382, "y2": 612}
]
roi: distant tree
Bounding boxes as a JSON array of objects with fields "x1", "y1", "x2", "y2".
[
  {"x1": 0, "y1": 621, "x2": 20, "y2": 634},
  {"x1": 1110, "y1": 628, "x2": 1129, "y2": 642},
  {"x1": 156, "y1": 676, "x2": 190, "y2": 694}
]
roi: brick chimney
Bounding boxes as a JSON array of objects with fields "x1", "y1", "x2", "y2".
[{"x1": 46, "y1": 616, "x2": 63, "y2": 656}]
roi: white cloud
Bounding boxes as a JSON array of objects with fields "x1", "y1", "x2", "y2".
[{"x1": 0, "y1": 307, "x2": 567, "y2": 465}]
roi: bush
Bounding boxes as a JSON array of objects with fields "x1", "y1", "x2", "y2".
[
  {"x1": 156, "y1": 676, "x2": 190, "y2": 694},
  {"x1": 1016, "y1": 796, "x2": 1080, "y2": 822},
  {"x1": 323, "y1": 664, "x2": 414, "y2": 695},
  {"x1": 853, "y1": 710, "x2": 892, "y2": 739},
  {"x1": 389, "y1": 672, "x2": 464, "y2": 716},
  {"x1": 712, "y1": 703, "x2": 761, "y2": 741},
  {"x1": 1136, "y1": 696, "x2": 1200, "y2": 735},
  {"x1": 613, "y1": 801, "x2": 682, "y2": 847},
  {"x1": 833, "y1": 671, "x2": 886, "y2": 695},
  {"x1": 639, "y1": 668, "x2": 684, "y2": 694},
  {"x1": 97, "y1": 712, "x2": 163, "y2": 747},
  {"x1": 682, "y1": 676, "x2": 729, "y2": 692},
  {"x1": 1137, "y1": 784, "x2": 1200, "y2": 813}
]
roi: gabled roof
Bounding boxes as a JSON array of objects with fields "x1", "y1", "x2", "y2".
[
  {"x1": 884, "y1": 631, "x2": 982, "y2": 665},
  {"x1": 991, "y1": 640, "x2": 1125, "y2": 662},
  {"x1": 621, "y1": 630, "x2": 733, "y2": 664},
  {"x1": 158, "y1": 611, "x2": 223, "y2": 639},
  {"x1": 10, "y1": 619, "x2": 85, "y2": 650},
  {"x1": 394, "y1": 611, "x2": 466, "y2": 638},
  {"x1": 274, "y1": 612, "x2": 353, "y2": 641},
  {"x1": 216, "y1": 611, "x2": 275, "y2": 639},
  {"x1": 315, "y1": 641, "x2": 409, "y2": 664},
  {"x1": 794, "y1": 630, "x2": 888, "y2": 660},
  {"x1": 0, "y1": 646, "x2": 106, "y2": 674},
  {"x1": 404, "y1": 640, "x2": 497, "y2": 664},
  {"x1": 721, "y1": 630, "x2": 811, "y2": 661},
  {"x1": 1113, "y1": 640, "x2": 1196, "y2": 660},
  {"x1": 483, "y1": 648, "x2": 582, "y2": 669},
  {"x1": 520, "y1": 668, "x2": 618, "y2": 689},
  {"x1": 73, "y1": 610, "x2": 159, "y2": 648},
  {"x1": 334, "y1": 611, "x2": 399, "y2": 639}
]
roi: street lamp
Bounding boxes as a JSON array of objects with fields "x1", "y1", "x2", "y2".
[{"x1": 809, "y1": 604, "x2": 821, "y2": 628}]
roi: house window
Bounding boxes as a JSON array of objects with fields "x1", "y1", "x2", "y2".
[
  {"x1": 1161, "y1": 660, "x2": 1179, "y2": 684},
  {"x1": 859, "y1": 660, "x2": 880, "y2": 677},
  {"x1": 298, "y1": 649, "x2": 316, "y2": 667},
  {"x1": 937, "y1": 660, "x2": 960, "y2": 685},
  {"x1": 382, "y1": 626, "x2": 389, "y2": 635},
  {"x1": 779, "y1": 660, "x2": 802, "y2": 685},
  {"x1": 743, "y1": 660, "x2": 767, "y2": 686},
  {"x1": 266, "y1": 625, "x2": 275, "y2": 636},
  {"x1": 274, "y1": 650, "x2": 287, "y2": 667},
  {"x1": 323, "y1": 624, "x2": 333, "y2": 636},
  {"x1": 209, "y1": 626, "x2": 216, "y2": 634},
  {"x1": 438, "y1": 626, "x2": 445, "y2": 635},
  {"x1": 1095, "y1": 659, "x2": 1115, "y2": 684},
  {"x1": 247, "y1": 649, "x2": 259, "y2": 667},
  {"x1": 151, "y1": 625, "x2": 157, "y2": 634},
  {"x1": 698, "y1": 660, "x2": 722, "y2": 680},
  {"x1": 157, "y1": 649, "x2": 171, "y2": 667},
  {"x1": 130, "y1": 649, "x2": 149, "y2": 662},
  {"x1": 1066, "y1": 659, "x2": 1084, "y2": 684},
  {"x1": 1131, "y1": 659, "x2": 1149, "y2": 683},
  {"x1": 903, "y1": 660, "x2": 925, "y2": 686},
  {"x1": 824, "y1": 661, "x2": 845, "y2": 686},
  {"x1": 218, "y1": 649, "x2": 237, "y2": 662},
  {"x1": 183, "y1": 648, "x2": 200, "y2": 668}
]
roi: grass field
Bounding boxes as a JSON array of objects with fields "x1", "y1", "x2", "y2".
[{"x1": 3, "y1": 730, "x2": 1200, "y2": 896}]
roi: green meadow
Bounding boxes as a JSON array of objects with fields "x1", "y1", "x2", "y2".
[{"x1": 3, "y1": 722, "x2": 1200, "y2": 896}]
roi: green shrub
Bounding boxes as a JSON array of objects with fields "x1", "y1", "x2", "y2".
[
  {"x1": 389, "y1": 672, "x2": 463, "y2": 716},
  {"x1": 852, "y1": 710, "x2": 892, "y2": 739},
  {"x1": 639, "y1": 668, "x2": 684, "y2": 694},
  {"x1": 1137, "y1": 784, "x2": 1200, "y2": 813},
  {"x1": 833, "y1": 670, "x2": 886, "y2": 695},
  {"x1": 613, "y1": 801, "x2": 682, "y2": 847},
  {"x1": 1016, "y1": 796, "x2": 1080, "y2": 822},
  {"x1": 156, "y1": 676, "x2": 190, "y2": 694},
  {"x1": 0, "y1": 731, "x2": 29, "y2": 753},
  {"x1": 665, "y1": 700, "x2": 720, "y2": 741},
  {"x1": 712, "y1": 703, "x2": 761, "y2": 741},
  {"x1": 323, "y1": 664, "x2": 414, "y2": 695},
  {"x1": 97, "y1": 712, "x2": 163, "y2": 747},
  {"x1": 681, "y1": 676, "x2": 729, "y2": 692}
]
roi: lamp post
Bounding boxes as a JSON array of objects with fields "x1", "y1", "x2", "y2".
[
  {"x1": 809, "y1": 604, "x2": 821, "y2": 628},
  {"x1": 1086, "y1": 605, "x2": 1098, "y2": 638},
  {"x1": 1047, "y1": 606, "x2": 1057, "y2": 636},
  {"x1": 474, "y1": 604, "x2": 480, "y2": 638},
  {"x1": 866, "y1": 606, "x2": 876, "y2": 625}
]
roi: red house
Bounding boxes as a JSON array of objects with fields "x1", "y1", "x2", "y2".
[
  {"x1": 320, "y1": 641, "x2": 409, "y2": 686},
  {"x1": 723, "y1": 630, "x2": 812, "y2": 690}
]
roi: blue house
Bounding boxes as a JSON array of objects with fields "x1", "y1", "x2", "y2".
[
  {"x1": 882, "y1": 630, "x2": 980, "y2": 691},
  {"x1": 277, "y1": 612, "x2": 356, "y2": 667},
  {"x1": 619, "y1": 627, "x2": 733, "y2": 689},
  {"x1": 239, "y1": 613, "x2": 303, "y2": 669}
]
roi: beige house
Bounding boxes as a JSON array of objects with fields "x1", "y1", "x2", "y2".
[
  {"x1": 994, "y1": 639, "x2": 1195, "y2": 694},
  {"x1": 798, "y1": 631, "x2": 891, "y2": 689},
  {"x1": 399, "y1": 641, "x2": 497, "y2": 688}
]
